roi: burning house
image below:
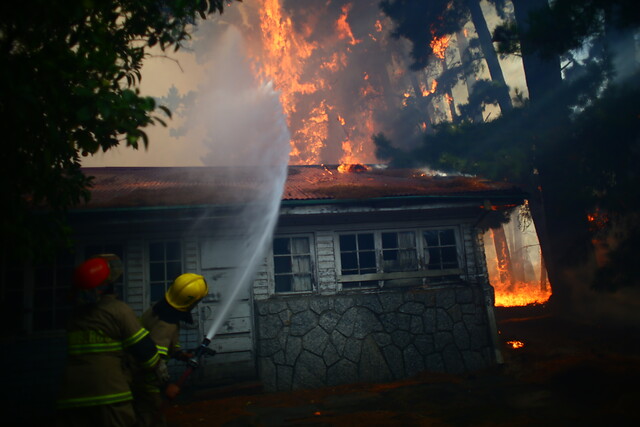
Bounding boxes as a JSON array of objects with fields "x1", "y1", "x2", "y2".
[{"x1": 5, "y1": 164, "x2": 531, "y2": 413}]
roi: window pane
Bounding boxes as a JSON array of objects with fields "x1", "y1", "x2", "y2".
[
  {"x1": 34, "y1": 289, "x2": 54, "y2": 309},
  {"x1": 150, "y1": 283, "x2": 165, "y2": 302},
  {"x1": 149, "y1": 243, "x2": 164, "y2": 261},
  {"x1": 292, "y1": 255, "x2": 310, "y2": 273},
  {"x1": 428, "y1": 249, "x2": 442, "y2": 268},
  {"x1": 33, "y1": 310, "x2": 51, "y2": 331},
  {"x1": 340, "y1": 234, "x2": 356, "y2": 251},
  {"x1": 273, "y1": 238, "x2": 290, "y2": 255},
  {"x1": 381, "y1": 232, "x2": 397, "y2": 248},
  {"x1": 358, "y1": 233, "x2": 374, "y2": 250},
  {"x1": 341, "y1": 252, "x2": 358, "y2": 270},
  {"x1": 398, "y1": 231, "x2": 416, "y2": 248},
  {"x1": 35, "y1": 267, "x2": 52, "y2": 289},
  {"x1": 359, "y1": 251, "x2": 376, "y2": 269},
  {"x1": 292, "y1": 275, "x2": 311, "y2": 292},
  {"x1": 440, "y1": 229, "x2": 456, "y2": 246},
  {"x1": 84, "y1": 245, "x2": 102, "y2": 257},
  {"x1": 423, "y1": 230, "x2": 439, "y2": 247},
  {"x1": 149, "y1": 263, "x2": 165, "y2": 282},
  {"x1": 275, "y1": 275, "x2": 292, "y2": 293},
  {"x1": 383, "y1": 249, "x2": 398, "y2": 261},
  {"x1": 442, "y1": 247, "x2": 459, "y2": 268},
  {"x1": 166, "y1": 242, "x2": 181, "y2": 260},
  {"x1": 291, "y1": 237, "x2": 310, "y2": 254},
  {"x1": 274, "y1": 257, "x2": 292, "y2": 274},
  {"x1": 166, "y1": 261, "x2": 182, "y2": 281}
]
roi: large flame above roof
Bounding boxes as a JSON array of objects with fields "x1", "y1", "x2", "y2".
[{"x1": 229, "y1": 0, "x2": 453, "y2": 166}]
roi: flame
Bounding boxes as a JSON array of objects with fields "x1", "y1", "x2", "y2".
[
  {"x1": 484, "y1": 208, "x2": 552, "y2": 307},
  {"x1": 337, "y1": 163, "x2": 369, "y2": 173},
  {"x1": 430, "y1": 34, "x2": 450, "y2": 60},
  {"x1": 506, "y1": 340, "x2": 525, "y2": 349},
  {"x1": 251, "y1": 0, "x2": 386, "y2": 165},
  {"x1": 258, "y1": 0, "x2": 320, "y2": 163},
  {"x1": 421, "y1": 80, "x2": 438, "y2": 97},
  {"x1": 336, "y1": 4, "x2": 361, "y2": 46}
]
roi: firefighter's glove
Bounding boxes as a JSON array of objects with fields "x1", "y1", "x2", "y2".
[{"x1": 154, "y1": 359, "x2": 170, "y2": 383}]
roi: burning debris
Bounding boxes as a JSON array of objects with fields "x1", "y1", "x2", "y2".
[
  {"x1": 506, "y1": 340, "x2": 525, "y2": 349},
  {"x1": 337, "y1": 163, "x2": 369, "y2": 173}
]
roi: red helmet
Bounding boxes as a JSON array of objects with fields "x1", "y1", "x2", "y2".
[{"x1": 73, "y1": 254, "x2": 123, "y2": 290}]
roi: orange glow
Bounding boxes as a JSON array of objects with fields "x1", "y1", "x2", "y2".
[
  {"x1": 587, "y1": 207, "x2": 609, "y2": 232},
  {"x1": 421, "y1": 80, "x2": 438, "y2": 97},
  {"x1": 336, "y1": 4, "x2": 361, "y2": 46},
  {"x1": 506, "y1": 340, "x2": 525, "y2": 349},
  {"x1": 251, "y1": 0, "x2": 384, "y2": 165},
  {"x1": 484, "y1": 208, "x2": 552, "y2": 307},
  {"x1": 338, "y1": 163, "x2": 369, "y2": 173},
  {"x1": 445, "y1": 93, "x2": 453, "y2": 104},
  {"x1": 258, "y1": 0, "x2": 320, "y2": 163},
  {"x1": 430, "y1": 34, "x2": 450, "y2": 60}
]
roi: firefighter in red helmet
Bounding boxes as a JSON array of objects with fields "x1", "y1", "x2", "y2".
[
  {"x1": 132, "y1": 273, "x2": 209, "y2": 426},
  {"x1": 56, "y1": 254, "x2": 164, "y2": 427}
]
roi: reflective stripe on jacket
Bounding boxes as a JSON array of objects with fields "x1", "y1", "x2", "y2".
[{"x1": 57, "y1": 294, "x2": 160, "y2": 409}]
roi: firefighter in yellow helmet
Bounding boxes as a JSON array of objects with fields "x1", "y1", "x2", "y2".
[
  {"x1": 132, "y1": 273, "x2": 209, "y2": 426},
  {"x1": 56, "y1": 254, "x2": 163, "y2": 427}
]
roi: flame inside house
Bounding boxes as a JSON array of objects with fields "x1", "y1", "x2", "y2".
[{"x1": 483, "y1": 206, "x2": 552, "y2": 307}]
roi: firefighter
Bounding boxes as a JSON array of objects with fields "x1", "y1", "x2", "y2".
[
  {"x1": 56, "y1": 254, "x2": 165, "y2": 427},
  {"x1": 132, "y1": 273, "x2": 209, "y2": 427}
]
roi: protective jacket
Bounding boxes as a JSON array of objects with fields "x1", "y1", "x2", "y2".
[{"x1": 57, "y1": 294, "x2": 160, "y2": 409}]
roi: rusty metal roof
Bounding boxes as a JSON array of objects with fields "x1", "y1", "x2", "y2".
[{"x1": 77, "y1": 165, "x2": 524, "y2": 210}]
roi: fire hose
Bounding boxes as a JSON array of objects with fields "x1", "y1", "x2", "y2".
[{"x1": 164, "y1": 337, "x2": 217, "y2": 401}]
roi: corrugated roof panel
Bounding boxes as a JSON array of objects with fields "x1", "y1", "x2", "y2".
[{"x1": 77, "y1": 165, "x2": 523, "y2": 209}]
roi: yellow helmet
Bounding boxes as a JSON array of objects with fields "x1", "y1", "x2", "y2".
[{"x1": 165, "y1": 273, "x2": 208, "y2": 312}]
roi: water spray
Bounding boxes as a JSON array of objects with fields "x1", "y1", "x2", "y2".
[{"x1": 162, "y1": 24, "x2": 290, "y2": 402}]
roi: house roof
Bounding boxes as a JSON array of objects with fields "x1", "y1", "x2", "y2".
[{"x1": 76, "y1": 165, "x2": 526, "y2": 210}]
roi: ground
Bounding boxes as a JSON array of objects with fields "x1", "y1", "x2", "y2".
[{"x1": 165, "y1": 305, "x2": 640, "y2": 426}]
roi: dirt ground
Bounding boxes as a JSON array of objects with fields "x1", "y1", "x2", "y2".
[{"x1": 165, "y1": 306, "x2": 640, "y2": 426}]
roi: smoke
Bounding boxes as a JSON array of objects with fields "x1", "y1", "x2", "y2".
[{"x1": 177, "y1": 23, "x2": 290, "y2": 339}]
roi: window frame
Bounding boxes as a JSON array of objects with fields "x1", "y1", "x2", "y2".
[
  {"x1": 335, "y1": 226, "x2": 464, "y2": 290},
  {"x1": 269, "y1": 233, "x2": 317, "y2": 295},
  {"x1": 147, "y1": 239, "x2": 184, "y2": 306}
]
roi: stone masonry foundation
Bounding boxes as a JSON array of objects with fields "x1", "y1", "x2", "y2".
[{"x1": 255, "y1": 284, "x2": 497, "y2": 392}]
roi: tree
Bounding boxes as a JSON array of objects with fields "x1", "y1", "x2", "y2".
[
  {"x1": 1, "y1": 1, "x2": 238, "y2": 261},
  {"x1": 380, "y1": 0, "x2": 514, "y2": 117},
  {"x1": 376, "y1": 0, "x2": 640, "y2": 313}
]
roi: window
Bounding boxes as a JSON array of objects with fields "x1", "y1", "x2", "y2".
[
  {"x1": 84, "y1": 244, "x2": 125, "y2": 301},
  {"x1": 273, "y1": 236, "x2": 314, "y2": 293},
  {"x1": 337, "y1": 227, "x2": 462, "y2": 289},
  {"x1": 339, "y1": 233, "x2": 377, "y2": 288},
  {"x1": 423, "y1": 229, "x2": 459, "y2": 270},
  {"x1": 382, "y1": 231, "x2": 418, "y2": 272},
  {"x1": 149, "y1": 241, "x2": 182, "y2": 303},
  {"x1": 33, "y1": 251, "x2": 75, "y2": 331}
]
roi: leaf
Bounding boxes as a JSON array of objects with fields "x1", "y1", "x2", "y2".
[{"x1": 158, "y1": 105, "x2": 172, "y2": 118}]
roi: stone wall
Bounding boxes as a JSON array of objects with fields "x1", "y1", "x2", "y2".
[{"x1": 255, "y1": 283, "x2": 497, "y2": 392}]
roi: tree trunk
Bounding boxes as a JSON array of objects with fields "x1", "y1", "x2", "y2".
[
  {"x1": 455, "y1": 29, "x2": 484, "y2": 122},
  {"x1": 491, "y1": 225, "x2": 515, "y2": 291},
  {"x1": 466, "y1": 0, "x2": 513, "y2": 113},
  {"x1": 511, "y1": 0, "x2": 563, "y2": 104},
  {"x1": 509, "y1": 212, "x2": 526, "y2": 282}
]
